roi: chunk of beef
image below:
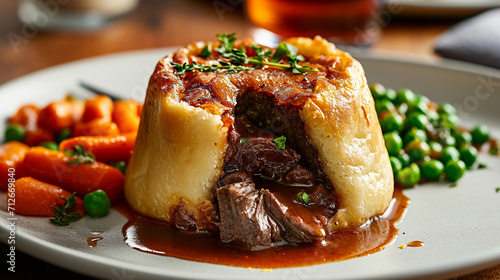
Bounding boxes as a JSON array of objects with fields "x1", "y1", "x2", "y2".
[
  {"x1": 224, "y1": 115, "x2": 316, "y2": 185},
  {"x1": 217, "y1": 180, "x2": 326, "y2": 250},
  {"x1": 216, "y1": 181, "x2": 281, "y2": 250},
  {"x1": 281, "y1": 165, "x2": 316, "y2": 186},
  {"x1": 216, "y1": 170, "x2": 252, "y2": 188},
  {"x1": 262, "y1": 189, "x2": 325, "y2": 243},
  {"x1": 226, "y1": 135, "x2": 301, "y2": 180}
]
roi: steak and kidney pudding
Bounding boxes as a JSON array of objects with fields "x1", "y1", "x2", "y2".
[{"x1": 124, "y1": 35, "x2": 394, "y2": 251}]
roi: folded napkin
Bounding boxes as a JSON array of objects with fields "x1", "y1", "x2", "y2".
[{"x1": 434, "y1": 8, "x2": 500, "y2": 69}]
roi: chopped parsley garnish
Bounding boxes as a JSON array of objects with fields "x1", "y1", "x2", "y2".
[
  {"x1": 50, "y1": 192, "x2": 80, "y2": 226},
  {"x1": 64, "y1": 143, "x2": 96, "y2": 165},
  {"x1": 214, "y1": 33, "x2": 237, "y2": 54},
  {"x1": 171, "y1": 33, "x2": 318, "y2": 75},
  {"x1": 250, "y1": 45, "x2": 272, "y2": 61},
  {"x1": 478, "y1": 163, "x2": 487, "y2": 169},
  {"x1": 240, "y1": 138, "x2": 250, "y2": 144},
  {"x1": 199, "y1": 44, "x2": 212, "y2": 58},
  {"x1": 273, "y1": 135, "x2": 287, "y2": 149},
  {"x1": 496, "y1": 187, "x2": 500, "y2": 193},
  {"x1": 295, "y1": 190, "x2": 310, "y2": 205}
]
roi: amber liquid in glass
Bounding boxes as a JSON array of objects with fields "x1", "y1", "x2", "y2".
[{"x1": 246, "y1": 0, "x2": 381, "y2": 46}]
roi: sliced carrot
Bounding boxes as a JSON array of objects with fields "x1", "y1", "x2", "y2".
[
  {"x1": 9, "y1": 104, "x2": 40, "y2": 128},
  {"x1": 59, "y1": 133, "x2": 137, "y2": 163},
  {"x1": 0, "y1": 141, "x2": 30, "y2": 191},
  {"x1": 23, "y1": 127, "x2": 55, "y2": 146},
  {"x1": 112, "y1": 100, "x2": 140, "y2": 133},
  {"x1": 9, "y1": 177, "x2": 85, "y2": 216},
  {"x1": 81, "y1": 95, "x2": 113, "y2": 122},
  {"x1": 72, "y1": 119, "x2": 120, "y2": 137},
  {"x1": 20, "y1": 147, "x2": 124, "y2": 204}
]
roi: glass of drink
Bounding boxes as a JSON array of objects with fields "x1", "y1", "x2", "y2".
[{"x1": 245, "y1": 0, "x2": 383, "y2": 47}]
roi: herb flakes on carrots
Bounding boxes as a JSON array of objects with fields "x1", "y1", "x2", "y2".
[
  {"x1": 51, "y1": 192, "x2": 81, "y2": 226},
  {"x1": 64, "y1": 143, "x2": 96, "y2": 165}
]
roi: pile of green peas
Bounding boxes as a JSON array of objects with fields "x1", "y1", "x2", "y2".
[{"x1": 370, "y1": 83, "x2": 490, "y2": 188}]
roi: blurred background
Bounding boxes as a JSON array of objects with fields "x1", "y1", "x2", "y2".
[
  {"x1": 1, "y1": 0, "x2": 500, "y2": 279},
  {"x1": 2, "y1": 0, "x2": 498, "y2": 86}
]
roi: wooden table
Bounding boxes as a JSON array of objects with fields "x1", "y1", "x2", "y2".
[{"x1": 0, "y1": 0, "x2": 499, "y2": 279}]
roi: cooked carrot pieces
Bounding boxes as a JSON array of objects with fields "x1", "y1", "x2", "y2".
[
  {"x1": 37, "y1": 98, "x2": 84, "y2": 132},
  {"x1": 0, "y1": 141, "x2": 30, "y2": 191},
  {"x1": 59, "y1": 133, "x2": 137, "y2": 163},
  {"x1": 20, "y1": 147, "x2": 124, "y2": 204},
  {"x1": 81, "y1": 95, "x2": 113, "y2": 122},
  {"x1": 112, "y1": 100, "x2": 140, "y2": 133},
  {"x1": 9, "y1": 177, "x2": 85, "y2": 217},
  {"x1": 9, "y1": 104, "x2": 40, "y2": 128},
  {"x1": 23, "y1": 127, "x2": 55, "y2": 146},
  {"x1": 3, "y1": 95, "x2": 140, "y2": 220},
  {"x1": 72, "y1": 119, "x2": 120, "y2": 137}
]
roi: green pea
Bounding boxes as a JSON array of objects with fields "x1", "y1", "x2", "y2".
[
  {"x1": 409, "y1": 100, "x2": 429, "y2": 115},
  {"x1": 459, "y1": 146, "x2": 478, "y2": 168},
  {"x1": 4, "y1": 124, "x2": 25, "y2": 143},
  {"x1": 376, "y1": 99, "x2": 395, "y2": 115},
  {"x1": 40, "y1": 141, "x2": 59, "y2": 151},
  {"x1": 385, "y1": 88, "x2": 397, "y2": 101},
  {"x1": 381, "y1": 113, "x2": 404, "y2": 133},
  {"x1": 470, "y1": 124, "x2": 490, "y2": 145},
  {"x1": 442, "y1": 134, "x2": 457, "y2": 147},
  {"x1": 406, "y1": 112, "x2": 429, "y2": 130},
  {"x1": 438, "y1": 103, "x2": 457, "y2": 115},
  {"x1": 395, "y1": 88, "x2": 417, "y2": 106},
  {"x1": 110, "y1": 161, "x2": 127, "y2": 175},
  {"x1": 397, "y1": 163, "x2": 421, "y2": 187},
  {"x1": 56, "y1": 128, "x2": 73, "y2": 144},
  {"x1": 429, "y1": 141, "x2": 443, "y2": 159},
  {"x1": 84, "y1": 190, "x2": 111, "y2": 217},
  {"x1": 384, "y1": 132, "x2": 403, "y2": 156},
  {"x1": 403, "y1": 128, "x2": 427, "y2": 145},
  {"x1": 398, "y1": 152, "x2": 411, "y2": 167},
  {"x1": 406, "y1": 140, "x2": 430, "y2": 162},
  {"x1": 440, "y1": 114, "x2": 459, "y2": 130},
  {"x1": 421, "y1": 159, "x2": 444, "y2": 180},
  {"x1": 370, "y1": 83, "x2": 386, "y2": 100},
  {"x1": 456, "y1": 131, "x2": 472, "y2": 148},
  {"x1": 397, "y1": 103, "x2": 408, "y2": 115},
  {"x1": 440, "y1": 146, "x2": 460, "y2": 164},
  {"x1": 444, "y1": 160, "x2": 466, "y2": 182},
  {"x1": 415, "y1": 94, "x2": 430, "y2": 105},
  {"x1": 390, "y1": 156, "x2": 402, "y2": 174},
  {"x1": 427, "y1": 110, "x2": 439, "y2": 125}
]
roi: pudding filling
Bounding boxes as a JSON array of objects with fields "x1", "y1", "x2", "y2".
[{"x1": 215, "y1": 90, "x2": 338, "y2": 250}]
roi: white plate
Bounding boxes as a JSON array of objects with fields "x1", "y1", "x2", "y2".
[
  {"x1": 1, "y1": 49, "x2": 500, "y2": 280},
  {"x1": 386, "y1": 0, "x2": 500, "y2": 17}
]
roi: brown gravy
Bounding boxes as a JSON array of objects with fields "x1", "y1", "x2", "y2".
[
  {"x1": 86, "y1": 236, "x2": 103, "y2": 247},
  {"x1": 406, "y1": 241, "x2": 425, "y2": 248},
  {"x1": 116, "y1": 186, "x2": 408, "y2": 269}
]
